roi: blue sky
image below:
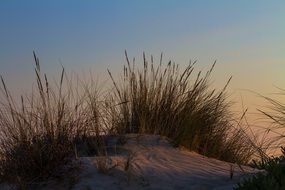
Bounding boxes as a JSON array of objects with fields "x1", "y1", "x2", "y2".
[{"x1": 0, "y1": 0, "x2": 285, "y2": 114}]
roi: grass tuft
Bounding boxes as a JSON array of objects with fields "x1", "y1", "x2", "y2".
[
  {"x1": 0, "y1": 53, "x2": 101, "y2": 187},
  {"x1": 107, "y1": 51, "x2": 257, "y2": 164}
]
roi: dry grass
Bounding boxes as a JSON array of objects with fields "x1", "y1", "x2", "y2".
[
  {"x1": 0, "y1": 52, "x2": 103, "y2": 187},
  {"x1": 107, "y1": 51, "x2": 258, "y2": 164},
  {"x1": 0, "y1": 51, "x2": 264, "y2": 188},
  {"x1": 95, "y1": 156, "x2": 117, "y2": 174},
  {"x1": 256, "y1": 88, "x2": 285, "y2": 156}
]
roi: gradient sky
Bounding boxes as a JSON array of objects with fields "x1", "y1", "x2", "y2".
[{"x1": 0, "y1": 0, "x2": 285, "y2": 121}]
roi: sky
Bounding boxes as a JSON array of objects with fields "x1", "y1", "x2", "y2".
[{"x1": 0, "y1": 0, "x2": 285, "y2": 122}]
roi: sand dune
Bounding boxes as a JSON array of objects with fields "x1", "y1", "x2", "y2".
[
  {"x1": 1, "y1": 134, "x2": 260, "y2": 190},
  {"x1": 71, "y1": 134, "x2": 259, "y2": 190}
]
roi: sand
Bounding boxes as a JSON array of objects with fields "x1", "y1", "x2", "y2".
[{"x1": 0, "y1": 134, "x2": 260, "y2": 190}]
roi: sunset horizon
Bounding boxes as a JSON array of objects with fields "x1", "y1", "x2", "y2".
[{"x1": 0, "y1": 1, "x2": 284, "y2": 189}]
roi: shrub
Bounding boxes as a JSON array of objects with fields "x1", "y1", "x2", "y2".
[{"x1": 235, "y1": 147, "x2": 285, "y2": 190}]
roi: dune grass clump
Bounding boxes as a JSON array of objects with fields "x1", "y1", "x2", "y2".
[
  {"x1": 107, "y1": 51, "x2": 257, "y2": 164},
  {"x1": 0, "y1": 53, "x2": 103, "y2": 187}
]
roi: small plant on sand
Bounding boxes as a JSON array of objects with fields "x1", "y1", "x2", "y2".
[
  {"x1": 95, "y1": 156, "x2": 118, "y2": 174},
  {"x1": 123, "y1": 150, "x2": 138, "y2": 184},
  {"x1": 235, "y1": 147, "x2": 285, "y2": 190},
  {"x1": 229, "y1": 164, "x2": 234, "y2": 179}
]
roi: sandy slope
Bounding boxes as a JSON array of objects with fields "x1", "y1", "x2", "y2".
[
  {"x1": 1, "y1": 134, "x2": 259, "y2": 190},
  {"x1": 72, "y1": 134, "x2": 258, "y2": 190}
]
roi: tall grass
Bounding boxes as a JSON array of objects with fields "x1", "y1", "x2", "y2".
[
  {"x1": 0, "y1": 51, "x2": 261, "y2": 187},
  {"x1": 258, "y1": 89, "x2": 285, "y2": 145},
  {"x1": 236, "y1": 87, "x2": 285, "y2": 189},
  {"x1": 107, "y1": 51, "x2": 257, "y2": 164},
  {"x1": 0, "y1": 53, "x2": 103, "y2": 187}
]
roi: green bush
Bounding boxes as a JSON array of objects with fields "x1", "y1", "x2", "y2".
[{"x1": 235, "y1": 147, "x2": 285, "y2": 190}]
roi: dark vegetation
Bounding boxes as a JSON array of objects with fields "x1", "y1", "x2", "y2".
[
  {"x1": 0, "y1": 53, "x2": 105, "y2": 188},
  {"x1": 108, "y1": 52, "x2": 257, "y2": 163},
  {"x1": 236, "y1": 90, "x2": 285, "y2": 189},
  {"x1": 236, "y1": 147, "x2": 285, "y2": 190},
  {"x1": 0, "y1": 51, "x2": 263, "y2": 188}
]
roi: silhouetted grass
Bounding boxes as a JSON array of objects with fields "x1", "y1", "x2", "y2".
[
  {"x1": 107, "y1": 51, "x2": 257, "y2": 164},
  {"x1": 236, "y1": 88, "x2": 285, "y2": 189},
  {"x1": 0, "y1": 53, "x2": 104, "y2": 187},
  {"x1": 0, "y1": 51, "x2": 262, "y2": 188},
  {"x1": 258, "y1": 88, "x2": 285, "y2": 147}
]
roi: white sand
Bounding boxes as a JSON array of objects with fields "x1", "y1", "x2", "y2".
[{"x1": 1, "y1": 134, "x2": 260, "y2": 190}]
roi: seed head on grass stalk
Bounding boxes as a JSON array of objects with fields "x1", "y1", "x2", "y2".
[
  {"x1": 0, "y1": 52, "x2": 92, "y2": 187},
  {"x1": 107, "y1": 51, "x2": 258, "y2": 164}
]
